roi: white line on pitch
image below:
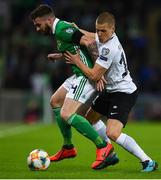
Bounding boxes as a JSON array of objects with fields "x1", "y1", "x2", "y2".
[{"x1": 0, "y1": 124, "x2": 43, "y2": 138}]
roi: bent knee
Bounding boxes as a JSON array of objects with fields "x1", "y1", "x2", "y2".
[
  {"x1": 60, "y1": 110, "x2": 72, "y2": 121},
  {"x1": 107, "y1": 129, "x2": 121, "y2": 141},
  {"x1": 50, "y1": 96, "x2": 54, "y2": 107},
  {"x1": 50, "y1": 95, "x2": 61, "y2": 108}
]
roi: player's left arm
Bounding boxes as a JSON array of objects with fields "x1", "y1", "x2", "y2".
[
  {"x1": 71, "y1": 29, "x2": 98, "y2": 62},
  {"x1": 58, "y1": 24, "x2": 98, "y2": 62},
  {"x1": 64, "y1": 51, "x2": 107, "y2": 81},
  {"x1": 71, "y1": 22, "x2": 95, "y2": 38},
  {"x1": 81, "y1": 36, "x2": 99, "y2": 62}
]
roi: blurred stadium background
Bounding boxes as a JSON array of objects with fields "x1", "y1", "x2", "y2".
[{"x1": 0, "y1": 0, "x2": 161, "y2": 124}]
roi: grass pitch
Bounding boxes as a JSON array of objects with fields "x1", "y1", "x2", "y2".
[{"x1": 0, "y1": 121, "x2": 160, "y2": 179}]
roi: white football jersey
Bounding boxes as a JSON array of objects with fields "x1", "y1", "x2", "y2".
[{"x1": 95, "y1": 33, "x2": 137, "y2": 93}]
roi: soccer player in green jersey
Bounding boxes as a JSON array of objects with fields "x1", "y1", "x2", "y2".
[{"x1": 30, "y1": 4, "x2": 117, "y2": 169}]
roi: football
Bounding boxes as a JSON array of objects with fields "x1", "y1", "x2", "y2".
[{"x1": 27, "y1": 149, "x2": 50, "y2": 170}]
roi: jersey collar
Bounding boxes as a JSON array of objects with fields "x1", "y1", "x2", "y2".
[
  {"x1": 109, "y1": 33, "x2": 115, "y2": 41},
  {"x1": 52, "y1": 18, "x2": 59, "y2": 34}
]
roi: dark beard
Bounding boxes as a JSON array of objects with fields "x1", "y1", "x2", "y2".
[{"x1": 40, "y1": 25, "x2": 52, "y2": 35}]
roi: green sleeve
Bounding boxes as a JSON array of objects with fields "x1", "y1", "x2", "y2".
[{"x1": 57, "y1": 25, "x2": 79, "y2": 43}]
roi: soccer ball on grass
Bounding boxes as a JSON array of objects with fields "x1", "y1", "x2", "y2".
[{"x1": 27, "y1": 149, "x2": 50, "y2": 170}]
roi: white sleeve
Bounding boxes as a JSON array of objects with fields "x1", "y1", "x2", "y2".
[{"x1": 96, "y1": 46, "x2": 115, "y2": 69}]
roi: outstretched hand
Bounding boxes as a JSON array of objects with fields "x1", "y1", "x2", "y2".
[{"x1": 64, "y1": 51, "x2": 81, "y2": 65}]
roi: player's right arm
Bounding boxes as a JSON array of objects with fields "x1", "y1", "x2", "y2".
[{"x1": 65, "y1": 51, "x2": 107, "y2": 81}]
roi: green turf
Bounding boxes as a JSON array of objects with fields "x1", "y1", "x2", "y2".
[{"x1": 0, "y1": 122, "x2": 160, "y2": 179}]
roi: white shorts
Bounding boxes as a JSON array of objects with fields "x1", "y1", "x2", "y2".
[{"x1": 62, "y1": 75, "x2": 96, "y2": 104}]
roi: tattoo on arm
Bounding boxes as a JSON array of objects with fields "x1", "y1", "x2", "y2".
[{"x1": 87, "y1": 41, "x2": 99, "y2": 62}]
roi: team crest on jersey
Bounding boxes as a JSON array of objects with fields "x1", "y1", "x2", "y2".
[
  {"x1": 65, "y1": 28, "x2": 74, "y2": 33},
  {"x1": 101, "y1": 48, "x2": 110, "y2": 56},
  {"x1": 100, "y1": 48, "x2": 109, "y2": 61}
]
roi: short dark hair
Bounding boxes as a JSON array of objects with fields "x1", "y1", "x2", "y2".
[
  {"x1": 30, "y1": 4, "x2": 55, "y2": 20},
  {"x1": 96, "y1": 12, "x2": 115, "y2": 26}
]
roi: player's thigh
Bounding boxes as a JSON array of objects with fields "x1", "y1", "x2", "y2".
[
  {"x1": 85, "y1": 107, "x2": 102, "y2": 124},
  {"x1": 50, "y1": 85, "x2": 67, "y2": 108},
  {"x1": 61, "y1": 97, "x2": 82, "y2": 120},
  {"x1": 66, "y1": 76, "x2": 95, "y2": 105},
  {"x1": 106, "y1": 91, "x2": 137, "y2": 140},
  {"x1": 61, "y1": 76, "x2": 96, "y2": 120},
  {"x1": 107, "y1": 91, "x2": 138, "y2": 127},
  {"x1": 91, "y1": 91, "x2": 109, "y2": 116},
  {"x1": 50, "y1": 75, "x2": 75, "y2": 108},
  {"x1": 77, "y1": 91, "x2": 98, "y2": 116}
]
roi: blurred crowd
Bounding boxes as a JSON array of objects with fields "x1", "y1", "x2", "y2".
[{"x1": 0, "y1": 0, "x2": 161, "y2": 94}]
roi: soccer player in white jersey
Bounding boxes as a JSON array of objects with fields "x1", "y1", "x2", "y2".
[{"x1": 64, "y1": 12, "x2": 158, "y2": 172}]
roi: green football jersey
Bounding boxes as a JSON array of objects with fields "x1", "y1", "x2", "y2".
[{"x1": 53, "y1": 19, "x2": 93, "y2": 76}]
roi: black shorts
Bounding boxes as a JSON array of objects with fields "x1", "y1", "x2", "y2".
[{"x1": 91, "y1": 90, "x2": 138, "y2": 127}]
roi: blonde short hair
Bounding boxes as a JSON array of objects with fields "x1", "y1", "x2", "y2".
[{"x1": 96, "y1": 12, "x2": 115, "y2": 26}]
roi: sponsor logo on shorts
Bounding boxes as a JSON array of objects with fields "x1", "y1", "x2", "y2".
[
  {"x1": 113, "y1": 106, "x2": 118, "y2": 109},
  {"x1": 110, "y1": 112, "x2": 118, "y2": 115}
]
